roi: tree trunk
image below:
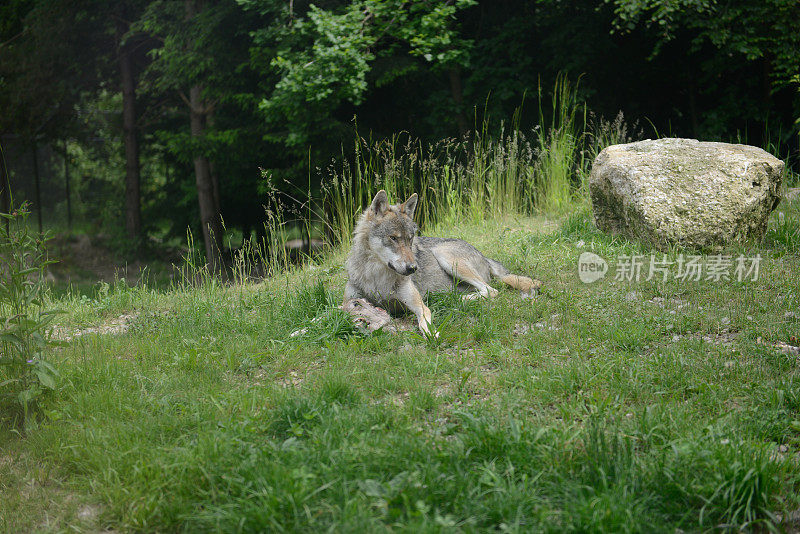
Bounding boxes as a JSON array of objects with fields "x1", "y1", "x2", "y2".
[
  {"x1": 32, "y1": 142, "x2": 42, "y2": 233},
  {"x1": 117, "y1": 12, "x2": 141, "y2": 241},
  {"x1": 448, "y1": 67, "x2": 470, "y2": 137},
  {"x1": 0, "y1": 142, "x2": 10, "y2": 233},
  {"x1": 185, "y1": 0, "x2": 223, "y2": 274},
  {"x1": 189, "y1": 84, "x2": 224, "y2": 273},
  {"x1": 64, "y1": 140, "x2": 72, "y2": 230},
  {"x1": 209, "y1": 160, "x2": 221, "y2": 215},
  {"x1": 205, "y1": 111, "x2": 221, "y2": 216}
]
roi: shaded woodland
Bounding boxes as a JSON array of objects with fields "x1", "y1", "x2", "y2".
[{"x1": 1, "y1": 0, "x2": 797, "y2": 263}]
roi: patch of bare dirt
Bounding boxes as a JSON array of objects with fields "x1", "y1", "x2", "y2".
[
  {"x1": 433, "y1": 383, "x2": 453, "y2": 398},
  {"x1": 757, "y1": 336, "x2": 800, "y2": 357},
  {"x1": 648, "y1": 296, "x2": 689, "y2": 311},
  {"x1": 49, "y1": 314, "x2": 138, "y2": 342},
  {"x1": 273, "y1": 358, "x2": 327, "y2": 388},
  {"x1": 513, "y1": 313, "x2": 562, "y2": 336},
  {"x1": 442, "y1": 347, "x2": 477, "y2": 359},
  {"x1": 668, "y1": 327, "x2": 740, "y2": 347},
  {"x1": 277, "y1": 370, "x2": 305, "y2": 388},
  {"x1": 76, "y1": 504, "x2": 101, "y2": 522},
  {"x1": 695, "y1": 329, "x2": 739, "y2": 347}
]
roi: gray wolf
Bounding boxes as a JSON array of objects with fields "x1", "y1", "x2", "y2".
[{"x1": 344, "y1": 190, "x2": 542, "y2": 336}]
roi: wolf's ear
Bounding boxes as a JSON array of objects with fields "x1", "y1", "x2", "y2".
[
  {"x1": 402, "y1": 193, "x2": 418, "y2": 218},
  {"x1": 370, "y1": 190, "x2": 389, "y2": 215}
]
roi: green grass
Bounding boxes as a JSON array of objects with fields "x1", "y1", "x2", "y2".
[
  {"x1": 1, "y1": 196, "x2": 799, "y2": 532},
  {"x1": 320, "y1": 78, "x2": 598, "y2": 250}
]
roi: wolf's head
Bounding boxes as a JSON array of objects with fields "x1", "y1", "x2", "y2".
[{"x1": 358, "y1": 190, "x2": 419, "y2": 276}]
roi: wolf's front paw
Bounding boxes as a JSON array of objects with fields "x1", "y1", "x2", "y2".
[
  {"x1": 424, "y1": 328, "x2": 441, "y2": 339},
  {"x1": 419, "y1": 319, "x2": 439, "y2": 339},
  {"x1": 520, "y1": 279, "x2": 543, "y2": 299}
]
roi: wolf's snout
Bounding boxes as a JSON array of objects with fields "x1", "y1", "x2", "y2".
[{"x1": 388, "y1": 261, "x2": 417, "y2": 276}]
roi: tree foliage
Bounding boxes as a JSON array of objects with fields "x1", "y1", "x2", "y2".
[
  {"x1": 245, "y1": 0, "x2": 477, "y2": 146},
  {"x1": 0, "y1": 0, "x2": 798, "y2": 255},
  {"x1": 0, "y1": 0, "x2": 112, "y2": 141},
  {"x1": 609, "y1": 0, "x2": 800, "y2": 95}
]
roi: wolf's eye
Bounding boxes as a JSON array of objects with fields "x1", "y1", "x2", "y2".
[{"x1": 389, "y1": 235, "x2": 400, "y2": 242}]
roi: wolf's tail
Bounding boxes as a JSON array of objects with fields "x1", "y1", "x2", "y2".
[{"x1": 487, "y1": 258, "x2": 542, "y2": 292}]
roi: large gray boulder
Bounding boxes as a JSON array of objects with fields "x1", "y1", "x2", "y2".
[{"x1": 589, "y1": 138, "x2": 784, "y2": 248}]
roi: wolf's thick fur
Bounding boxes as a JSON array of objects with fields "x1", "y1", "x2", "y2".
[{"x1": 344, "y1": 190, "x2": 542, "y2": 336}]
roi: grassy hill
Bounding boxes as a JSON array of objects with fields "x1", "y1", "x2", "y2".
[{"x1": 2, "y1": 198, "x2": 799, "y2": 532}]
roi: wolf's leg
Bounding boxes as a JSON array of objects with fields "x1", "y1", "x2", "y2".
[
  {"x1": 343, "y1": 281, "x2": 362, "y2": 304},
  {"x1": 432, "y1": 250, "x2": 498, "y2": 300},
  {"x1": 486, "y1": 258, "x2": 542, "y2": 293},
  {"x1": 499, "y1": 274, "x2": 542, "y2": 292},
  {"x1": 396, "y1": 280, "x2": 436, "y2": 337}
]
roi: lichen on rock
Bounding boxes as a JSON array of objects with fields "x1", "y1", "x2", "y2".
[{"x1": 589, "y1": 138, "x2": 784, "y2": 249}]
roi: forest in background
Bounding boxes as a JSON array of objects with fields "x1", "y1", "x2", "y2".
[{"x1": 1, "y1": 0, "x2": 798, "y2": 268}]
